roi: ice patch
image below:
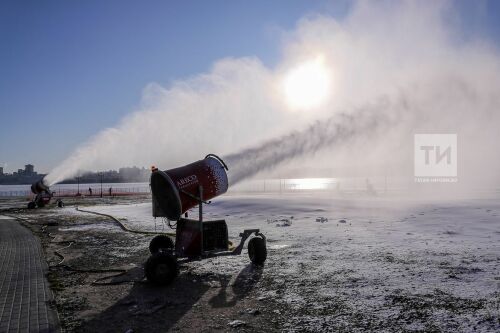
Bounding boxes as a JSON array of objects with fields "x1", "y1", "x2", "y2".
[{"x1": 268, "y1": 244, "x2": 291, "y2": 250}]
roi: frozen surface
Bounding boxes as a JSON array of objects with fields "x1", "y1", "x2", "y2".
[{"x1": 57, "y1": 193, "x2": 500, "y2": 331}]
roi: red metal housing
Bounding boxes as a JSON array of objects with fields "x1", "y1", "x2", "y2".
[{"x1": 150, "y1": 154, "x2": 228, "y2": 220}]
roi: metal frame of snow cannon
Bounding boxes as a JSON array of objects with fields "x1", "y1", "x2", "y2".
[{"x1": 144, "y1": 155, "x2": 267, "y2": 286}]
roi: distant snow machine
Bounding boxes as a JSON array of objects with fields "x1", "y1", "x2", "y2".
[
  {"x1": 145, "y1": 154, "x2": 267, "y2": 285},
  {"x1": 28, "y1": 180, "x2": 63, "y2": 209}
]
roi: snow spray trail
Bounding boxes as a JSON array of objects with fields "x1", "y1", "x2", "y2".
[
  {"x1": 42, "y1": 3, "x2": 500, "y2": 188},
  {"x1": 224, "y1": 101, "x2": 397, "y2": 185}
]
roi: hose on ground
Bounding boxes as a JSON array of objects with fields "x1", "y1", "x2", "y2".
[
  {"x1": 75, "y1": 207, "x2": 176, "y2": 236},
  {"x1": 51, "y1": 242, "x2": 144, "y2": 286},
  {"x1": 6, "y1": 210, "x2": 148, "y2": 285},
  {"x1": 48, "y1": 207, "x2": 167, "y2": 285}
]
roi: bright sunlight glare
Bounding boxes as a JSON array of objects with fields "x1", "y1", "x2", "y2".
[{"x1": 282, "y1": 56, "x2": 331, "y2": 110}]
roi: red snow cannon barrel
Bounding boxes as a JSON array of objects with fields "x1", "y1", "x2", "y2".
[
  {"x1": 150, "y1": 154, "x2": 229, "y2": 220},
  {"x1": 31, "y1": 180, "x2": 50, "y2": 194}
]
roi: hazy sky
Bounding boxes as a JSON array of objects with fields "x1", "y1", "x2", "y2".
[{"x1": 1, "y1": 0, "x2": 499, "y2": 173}]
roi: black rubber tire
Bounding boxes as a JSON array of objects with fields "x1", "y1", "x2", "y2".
[
  {"x1": 27, "y1": 202, "x2": 36, "y2": 209},
  {"x1": 149, "y1": 235, "x2": 174, "y2": 254},
  {"x1": 248, "y1": 237, "x2": 267, "y2": 265},
  {"x1": 145, "y1": 253, "x2": 178, "y2": 285}
]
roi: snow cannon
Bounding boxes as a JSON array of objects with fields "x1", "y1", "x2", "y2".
[
  {"x1": 28, "y1": 179, "x2": 62, "y2": 209},
  {"x1": 31, "y1": 180, "x2": 50, "y2": 195},
  {"x1": 150, "y1": 154, "x2": 229, "y2": 220},
  {"x1": 145, "y1": 153, "x2": 267, "y2": 286}
]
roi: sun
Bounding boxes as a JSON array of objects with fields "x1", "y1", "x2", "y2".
[{"x1": 282, "y1": 56, "x2": 331, "y2": 110}]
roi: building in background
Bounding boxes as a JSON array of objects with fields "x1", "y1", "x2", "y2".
[
  {"x1": 0, "y1": 163, "x2": 43, "y2": 185},
  {"x1": 25, "y1": 164, "x2": 35, "y2": 175},
  {"x1": 0, "y1": 163, "x2": 149, "y2": 184}
]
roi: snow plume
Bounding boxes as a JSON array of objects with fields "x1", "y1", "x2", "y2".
[
  {"x1": 225, "y1": 100, "x2": 400, "y2": 185},
  {"x1": 45, "y1": 1, "x2": 500, "y2": 190}
]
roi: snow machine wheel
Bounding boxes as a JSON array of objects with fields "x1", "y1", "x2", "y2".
[
  {"x1": 145, "y1": 253, "x2": 178, "y2": 285},
  {"x1": 57, "y1": 200, "x2": 64, "y2": 208},
  {"x1": 36, "y1": 199, "x2": 45, "y2": 208},
  {"x1": 27, "y1": 202, "x2": 36, "y2": 209},
  {"x1": 149, "y1": 235, "x2": 174, "y2": 254},
  {"x1": 248, "y1": 236, "x2": 267, "y2": 265}
]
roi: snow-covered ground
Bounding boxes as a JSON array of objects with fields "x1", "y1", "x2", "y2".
[{"x1": 58, "y1": 193, "x2": 500, "y2": 331}]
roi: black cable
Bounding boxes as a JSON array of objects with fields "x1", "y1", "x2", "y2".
[{"x1": 50, "y1": 240, "x2": 145, "y2": 285}]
